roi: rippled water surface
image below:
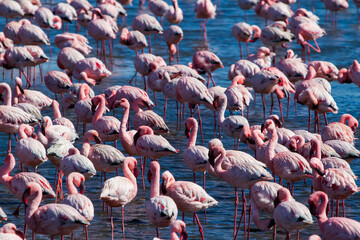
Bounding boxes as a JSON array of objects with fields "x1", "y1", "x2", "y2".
[{"x1": 1, "y1": 0, "x2": 360, "y2": 239}]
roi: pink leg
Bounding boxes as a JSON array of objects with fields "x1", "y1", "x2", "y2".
[
  {"x1": 261, "y1": 94, "x2": 266, "y2": 121},
  {"x1": 176, "y1": 43, "x2": 180, "y2": 63},
  {"x1": 197, "y1": 105, "x2": 204, "y2": 144},
  {"x1": 111, "y1": 207, "x2": 114, "y2": 240},
  {"x1": 194, "y1": 212, "x2": 205, "y2": 240},
  {"x1": 156, "y1": 227, "x2": 159, "y2": 238},
  {"x1": 148, "y1": 35, "x2": 152, "y2": 53},
  {"x1": 142, "y1": 158, "x2": 147, "y2": 190},
  {"x1": 239, "y1": 42, "x2": 243, "y2": 59},
  {"x1": 270, "y1": 93, "x2": 274, "y2": 115},
  {"x1": 153, "y1": 91, "x2": 157, "y2": 106},
  {"x1": 277, "y1": 94, "x2": 284, "y2": 123},
  {"x1": 209, "y1": 73, "x2": 216, "y2": 87},
  {"x1": 343, "y1": 199, "x2": 345, "y2": 217},
  {"x1": 233, "y1": 188, "x2": 238, "y2": 238},
  {"x1": 203, "y1": 172, "x2": 207, "y2": 223},
  {"x1": 122, "y1": 206, "x2": 125, "y2": 240}
]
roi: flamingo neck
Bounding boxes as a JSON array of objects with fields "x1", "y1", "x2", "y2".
[
  {"x1": 150, "y1": 166, "x2": 160, "y2": 198},
  {"x1": 339, "y1": 114, "x2": 355, "y2": 127},
  {"x1": 52, "y1": 102, "x2": 62, "y2": 119},
  {"x1": 173, "y1": 0, "x2": 178, "y2": 13},
  {"x1": 187, "y1": 121, "x2": 198, "y2": 148},
  {"x1": 251, "y1": 202, "x2": 272, "y2": 230},
  {"x1": 317, "y1": 194, "x2": 329, "y2": 223},
  {"x1": 123, "y1": 161, "x2": 137, "y2": 192},
  {"x1": 26, "y1": 188, "x2": 42, "y2": 225},
  {"x1": 295, "y1": 136, "x2": 305, "y2": 151},
  {"x1": 252, "y1": 131, "x2": 265, "y2": 150},
  {"x1": 265, "y1": 127, "x2": 277, "y2": 168},
  {"x1": 313, "y1": 141, "x2": 321, "y2": 159},
  {"x1": 79, "y1": 85, "x2": 89, "y2": 100},
  {"x1": 131, "y1": 99, "x2": 143, "y2": 113},
  {"x1": 214, "y1": 149, "x2": 226, "y2": 176},
  {"x1": 0, "y1": 84, "x2": 11, "y2": 106},
  {"x1": 81, "y1": 137, "x2": 91, "y2": 158},
  {"x1": 120, "y1": 103, "x2": 130, "y2": 135},
  {"x1": 216, "y1": 95, "x2": 226, "y2": 125},
  {"x1": 66, "y1": 175, "x2": 78, "y2": 195},
  {"x1": 170, "y1": 230, "x2": 180, "y2": 240},
  {"x1": 18, "y1": 126, "x2": 29, "y2": 139},
  {"x1": 0, "y1": 158, "x2": 14, "y2": 188},
  {"x1": 92, "y1": 97, "x2": 105, "y2": 126}
]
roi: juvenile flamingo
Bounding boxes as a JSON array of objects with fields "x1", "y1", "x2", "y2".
[
  {"x1": 146, "y1": 161, "x2": 178, "y2": 238},
  {"x1": 308, "y1": 191, "x2": 360, "y2": 239},
  {"x1": 100, "y1": 157, "x2": 139, "y2": 240},
  {"x1": 161, "y1": 170, "x2": 218, "y2": 240}
]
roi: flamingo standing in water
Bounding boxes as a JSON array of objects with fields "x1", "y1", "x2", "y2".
[
  {"x1": 100, "y1": 157, "x2": 139, "y2": 240},
  {"x1": 273, "y1": 187, "x2": 313, "y2": 240},
  {"x1": 0, "y1": 153, "x2": 56, "y2": 214},
  {"x1": 163, "y1": 25, "x2": 183, "y2": 64},
  {"x1": 232, "y1": 22, "x2": 260, "y2": 58},
  {"x1": 165, "y1": 0, "x2": 183, "y2": 25},
  {"x1": 237, "y1": 0, "x2": 258, "y2": 21},
  {"x1": 161, "y1": 170, "x2": 218, "y2": 240},
  {"x1": 148, "y1": 0, "x2": 169, "y2": 26},
  {"x1": 321, "y1": 113, "x2": 358, "y2": 144},
  {"x1": 44, "y1": 71, "x2": 73, "y2": 99},
  {"x1": 146, "y1": 161, "x2": 178, "y2": 238},
  {"x1": 191, "y1": 50, "x2": 223, "y2": 87},
  {"x1": 63, "y1": 172, "x2": 94, "y2": 240},
  {"x1": 119, "y1": 28, "x2": 147, "y2": 56},
  {"x1": 208, "y1": 145, "x2": 272, "y2": 239},
  {"x1": 308, "y1": 191, "x2": 360, "y2": 239},
  {"x1": 23, "y1": 182, "x2": 90, "y2": 239},
  {"x1": 194, "y1": 0, "x2": 216, "y2": 39}
]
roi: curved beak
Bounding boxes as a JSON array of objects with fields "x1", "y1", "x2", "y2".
[
  {"x1": 94, "y1": 135, "x2": 102, "y2": 144},
  {"x1": 133, "y1": 130, "x2": 140, "y2": 145},
  {"x1": 147, "y1": 169, "x2": 152, "y2": 183},
  {"x1": 184, "y1": 126, "x2": 190, "y2": 139},
  {"x1": 79, "y1": 181, "x2": 86, "y2": 194}
]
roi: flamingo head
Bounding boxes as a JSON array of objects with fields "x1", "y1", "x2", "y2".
[
  {"x1": 161, "y1": 171, "x2": 175, "y2": 194},
  {"x1": 70, "y1": 172, "x2": 86, "y2": 194},
  {"x1": 113, "y1": 98, "x2": 130, "y2": 109},
  {"x1": 261, "y1": 119, "x2": 275, "y2": 133},
  {"x1": 309, "y1": 157, "x2": 324, "y2": 176},
  {"x1": 170, "y1": 220, "x2": 188, "y2": 240},
  {"x1": 287, "y1": 137, "x2": 298, "y2": 152},
  {"x1": 147, "y1": 161, "x2": 160, "y2": 183},
  {"x1": 308, "y1": 191, "x2": 328, "y2": 218},
  {"x1": 133, "y1": 126, "x2": 153, "y2": 145},
  {"x1": 267, "y1": 115, "x2": 282, "y2": 128},
  {"x1": 207, "y1": 138, "x2": 223, "y2": 149},
  {"x1": 84, "y1": 130, "x2": 101, "y2": 144},
  {"x1": 273, "y1": 187, "x2": 292, "y2": 208},
  {"x1": 0, "y1": 224, "x2": 24, "y2": 239},
  {"x1": 184, "y1": 117, "x2": 197, "y2": 139},
  {"x1": 22, "y1": 182, "x2": 41, "y2": 207},
  {"x1": 15, "y1": 77, "x2": 24, "y2": 94},
  {"x1": 309, "y1": 138, "x2": 321, "y2": 157},
  {"x1": 125, "y1": 157, "x2": 139, "y2": 178}
]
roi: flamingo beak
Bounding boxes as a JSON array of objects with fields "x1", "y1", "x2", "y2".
[
  {"x1": 161, "y1": 179, "x2": 167, "y2": 195},
  {"x1": 133, "y1": 167, "x2": 140, "y2": 178},
  {"x1": 181, "y1": 228, "x2": 188, "y2": 240},
  {"x1": 94, "y1": 135, "x2": 102, "y2": 144},
  {"x1": 184, "y1": 126, "x2": 190, "y2": 139},
  {"x1": 147, "y1": 169, "x2": 152, "y2": 183},
  {"x1": 134, "y1": 130, "x2": 140, "y2": 145},
  {"x1": 79, "y1": 181, "x2": 86, "y2": 194},
  {"x1": 208, "y1": 150, "x2": 215, "y2": 167}
]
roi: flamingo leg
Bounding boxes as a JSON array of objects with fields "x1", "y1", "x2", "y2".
[
  {"x1": 194, "y1": 212, "x2": 205, "y2": 240},
  {"x1": 261, "y1": 94, "x2": 266, "y2": 121},
  {"x1": 297, "y1": 230, "x2": 299, "y2": 240},
  {"x1": 239, "y1": 42, "x2": 243, "y2": 59},
  {"x1": 176, "y1": 43, "x2": 180, "y2": 63},
  {"x1": 277, "y1": 95, "x2": 284, "y2": 123},
  {"x1": 153, "y1": 91, "x2": 157, "y2": 106},
  {"x1": 148, "y1": 35, "x2": 152, "y2": 54},
  {"x1": 287, "y1": 94, "x2": 290, "y2": 118},
  {"x1": 286, "y1": 231, "x2": 290, "y2": 240},
  {"x1": 122, "y1": 206, "x2": 125, "y2": 240},
  {"x1": 343, "y1": 199, "x2": 345, "y2": 217},
  {"x1": 247, "y1": 203, "x2": 252, "y2": 240},
  {"x1": 270, "y1": 93, "x2": 274, "y2": 115},
  {"x1": 233, "y1": 188, "x2": 238, "y2": 238},
  {"x1": 111, "y1": 207, "x2": 114, "y2": 240},
  {"x1": 336, "y1": 200, "x2": 339, "y2": 217},
  {"x1": 234, "y1": 190, "x2": 247, "y2": 239},
  {"x1": 142, "y1": 158, "x2": 147, "y2": 190},
  {"x1": 209, "y1": 73, "x2": 216, "y2": 87}
]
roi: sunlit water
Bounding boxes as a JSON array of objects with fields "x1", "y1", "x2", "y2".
[{"x1": 1, "y1": 0, "x2": 360, "y2": 239}]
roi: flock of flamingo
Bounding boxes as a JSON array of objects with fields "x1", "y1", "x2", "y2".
[{"x1": 0, "y1": 0, "x2": 359, "y2": 239}]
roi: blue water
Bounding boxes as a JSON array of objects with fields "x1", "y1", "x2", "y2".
[{"x1": 1, "y1": 0, "x2": 360, "y2": 239}]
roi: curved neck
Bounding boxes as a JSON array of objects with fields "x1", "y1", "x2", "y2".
[
  {"x1": 317, "y1": 194, "x2": 328, "y2": 222},
  {"x1": 120, "y1": 103, "x2": 130, "y2": 135},
  {"x1": 252, "y1": 131, "x2": 264, "y2": 150},
  {"x1": 295, "y1": 136, "x2": 305, "y2": 150},
  {"x1": 214, "y1": 150, "x2": 226, "y2": 176},
  {"x1": 131, "y1": 100, "x2": 142, "y2": 113},
  {"x1": 26, "y1": 189, "x2": 42, "y2": 224},
  {"x1": 92, "y1": 97, "x2": 105, "y2": 125},
  {"x1": 0, "y1": 84, "x2": 11, "y2": 106},
  {"x1": 187, "y1": 122, "x2": 198, "y2": 148},
  {"x1": 150, "y1": 166, "x2": 160, "y2": 198},
  {"x1": 81, "y1": 137, "x2": 90, "y2": 158},
  {"x1": 172, "y1": 0, "x2": 178, "y2": 13},
  {"x1": 0, "y1": 157, "x2": 14, "y2": 187},
  {"x1": 339, "y1": 114, "x2": 353, "y2": 126},
  {"x1": 66, "y1": 175, "x2": 78, "y2": 195},
  {"x1": 123, "y1": 162, "x2": 137, "y2": 191},
  {"x1": 265, "y1": 127, "x2": 278, "y2": 167},
  {"x1": 18, "y1": 126, "x2": 29, "y2": 139},
  {"x1": 216, "y1": 96, "x2": 226, "y2": 125},
  {"x1": 313, "y1": 141, "x2": 321, "y2": 159},
  {"x1": 170, "y1": 230, "x2": 180, "y2": 240},
  {"x1": 52, "y1": 101, "x2": 62, "y2": 119},
  {"x1": 79, "y1": 85, "x2": 89, "y2": 100}
]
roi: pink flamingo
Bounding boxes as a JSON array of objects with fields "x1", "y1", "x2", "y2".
[
  {"x1": 184, "y1": 117, "x2": 208, "y2": 186},
  {"x1": 308, "y1": 191, "x2": 360, "y2": 239},
  {"x1": 132, "y1": 14, "x2": 163, "y2": 53},
  {"x1": 0, "y1": 223, "x2": 24, "y2": 240},
  {"x1": 277, "y1": 49, "x2": 308, "y2": 82},
  {"x1": 325, "y1": 140, "x2": 360, "y2": 159},
  {"x1": 18, "y1": 20, "x2": 50, "y2": 45},
  {"x1": 163, "y1": 25, "x2": 183, "y2": 64},
  {"x1": 74, "y1": 83, "x2": 95, "y2": 134},
  {"x1": 35, "y1": 7, "x2": 62, "y2": 30},
  {"x1": 88, "y1": 8, "x2": 117, "y2": 56},
  {"x1": 81, "y1": 130, "x2": 124, "y2": 179},
  {"x1": 91, "y1": 94, "x2": 120, "y2": 143},
  {"x1": 146, "y1": 161, "x2": 178, "y2": 238},
  {"x1": 273, "y1": 187, "x2": 313, "y2": 240},
  {"x1": 119, "y1": 28, "x2": 147, "y2": 55},
  {"x1": 343, "y1": 59, "x2": 360, "y2": 87},
  {"x1": 309, "y1": 157, "x2": 358, "y2": 217},
  {"x1": 232, "y1": 22, "x2": 261, "y2": 58},
  {"x1": 209, "y1": 145, "x2": 272, "y2": 239},
  {"x1": 295, "y1": 20, "x2": 325, "y2": 62},
  {"x1": 0, "y1": 0, "x2": 24, "y2": 20},
  {"x1": 165, "y1": 0, "x2": 183, "y2": 24},
  {"x1": 168, "y1": 220, "x2": 188, "y2": 240},
  {"x1": 263, "y1": 119, "x2": 312, "y2": 193},
  {"x1": 225, "y1": 75, "x2": 253, "y2": 115},
  {"x1": 0, "y1": 153, "x2": 56, "y2": 214},
  {"x1": 148, "y1": 0, "x2": 169, "y2": 25},
  {"x1": 289, "y1": 8, "x2": 320, "y2": 34},
  {"x1": 14, "y1": 77, "x2": 53, "y2": 110},
  {"x1": 61, "y1": 147, "x2": 96, "y2": 181},
  {"x1": 44, "y1": 71, "x2": 73, "y2": 99},
  {"x1": 54, "y1": 32, "x2": 92, "y2": 55},
  {"x1": 63, "y1": 172, "x2": 94, "y2": 240},
  {"x1": 191, "y1": 50, "x2": 223, "y2": 87},
  {"x1": 161, "y1": 170, "x2": 218, "y2": 240},
  {"x1": 51, "y1": 100, "x2": 75, "y2": 131},
  {"x1": 3, "y1": 21, "x2": 22, "y2": 45},
  {"x1": 308, "y1": 60, "x2": 339, "y2": 81},
  {"x1": 248, "y1": 47, "x2": 275, "y2": 69},
  {"x1": 321, "y1": 114, "x2": 358, "y2": 144},
  {"x1": 268, "y1": 2, "x2": 293, "y2": 22},
  {"x1": 100, "y1": 157, "x2": 138, "y2": 240},
  {"x1": 15, "y1": 124, "x2": 47, "y2": 171},
  {"x1": 323, "y1": 0, "x2": 348, "y2": 25},
  {"x1": 98, "y1": 1, "x2": 127, "y2": 20},
  {"x1": 41, "y1": 116, "x2": 78, "y2": 145},
  {"x1": 67, "y1": 0, "x2": 93, "y2": 13},
  {"x1": 250, "y1": 181, "x2": 283, "y2": 231},
  {"x1": 72, "y1": 57, "x2": 112, "y2": 86},
  {"x1": 23, "y1": 182, "x2": 90, "y2": 239},
  {"x1": 228, "y1": 59, "x2": 260, "y2": 85},
  {"x1": 237, "y1": 0, "x2": 258, "y2": 21},
  {"x1": 0, "y1": 32, "x2": 13, "y2": 53},
  {"x1": 57, "y1": 47, "x2": 85, "y2": 76},
  {"x1": 194, "y1": 0, "x2": 216, "y2": 39},
  {"x1": 53, "y1": 3, "x2": 77, "y2": 25}
]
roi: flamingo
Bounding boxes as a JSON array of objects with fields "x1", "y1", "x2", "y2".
[
  {"x1": 232, "y1": 22, "x2": 261, "y2": 58},
  {"x1": 0, "y1": 223, "x2": 24, "y2": 240},
  {"x1": 308, "y1": 60, "x2": 339, "y2": 82},
  {"x1": 146, "y1": 161, "x2": 178, "y2": 237},
  {"x1": 163, "y1": 25, "x2": 183, "y2": 64},
  {"x1": 81, "y1": 130, "x2": 124, "y2": 179},
  {"x1": 63, "y1": 172, "x2": 94, "y2": 240},
  {"x1": 323, "y1": 0, "x2": 348, "y2": 25},
  {"x1": 0, "y1": 83, "x2": 38, "y2": 152},
  {"x1": 228, "y1": 59, "x2": 260, "y2": 86},
  {"x1": 268, "y1": 2, "x2": 293, "y2": 22},
  {"x1": 194, "y1": 0, "x2": 216, "y2": 39},
  {"x1": 208, "y1": 145, "x2": 272, "y2": 239},
  {"x1": 161, "y1": 170, "x2": 218, "y2": 240},
  {"x1": 51, "y1": 100, "x2": 76, "y2": 131},
  {"x1": 309, "y1": 157, "x2": 358, "y2": 217},
  {"x1": 23, "y1": 182, "x2": 90, "y2": 238},
  {"x1": 225, "y1": 75, "x2": 253, "y2": 116},
  {"x1": 119, "y1": 28, "x2": 147, "y2": 55},
  {"x1": 277, "y1": 49, "x2": 308, "y2": 82},
  {"x1": 74, "y1": 83, "x2": 97, "y2": 134},
  {"x1": 324, "y1": 140, "x2": 360, "y2": 159},
  {"x1": 100, "y1": 157, "x2": 139, "y2": 240},
  {"x1": 273, "y1": 187, "x2": 313, "y2": 240},
  {"x1": 41, "y1": 116, "x2": 78, "y2": 145},
  {"x1": 56, "y1": 47, "x2": 85, "y2": 76},
  {"x1": 35, "y1": 7, "x2": 62, "y2": 30},
  {"x1": 321, "y1": 114, "x2": 358, "y2": 144},
  {"x1": 248, "y1": 47, "x2": 275, "y2": 69},
  {"x1": 15, "y1": 124, "x2": 47, "y2": 171},
  {"x1": 18, "y1": 20, "x2": 50, "y2": 45},
  {"x1": 308, "y1": 191, "x2": 360, "y2": 239},
  {"x1": 53, "y1": 3, "x2": 77, "y2": 25},
  {"x1": 44, "y1": 71, "x2": 73, "y2": 98},
  {"x1": 237, "y1": 0, "x2": 258, "y2": 21},
  {"x1": 191, "y1": 50, "x2": 224, "y2": 87},
  {"x1": 54, "y1": 32, "x2": 92, "y2": 55},
  {"x1": 132, "y1": 14, "x2": 163, "y2": 53},
  {"x1": 148, "y1": 0, "x2": 169, "y2": 25},
  {"x1": 263, "y1": 119, "x2": 312, "y2": 193},
  {"x1": 165, "y1": 0, "x2": 183, "y2": 25},
  {"x1": 0, "y1": 0, "x2": 24, "y2": 20},
  {"x1": 91, "y1": 94, "x2": 120, "y2": 143}
]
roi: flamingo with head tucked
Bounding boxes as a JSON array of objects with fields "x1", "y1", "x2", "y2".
[
  {"x1": 0, "y1": 223, "x2": 24, "y2": 240},
  {"x1": 321, "y1": 114, "x2": 358, "y2": 144}
]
